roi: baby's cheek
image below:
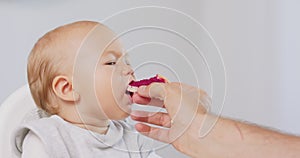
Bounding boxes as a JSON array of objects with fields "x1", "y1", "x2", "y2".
[{"x1": 104, "y1": 103, "x2": 126, "y2": 120}]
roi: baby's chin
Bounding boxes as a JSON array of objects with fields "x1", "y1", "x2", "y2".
[
  {"x1": 108, "y1": 103, "x2": 132, "y2": 120},
  {"x1": 120, "y1": 105, "x2": 132, "y2": 118},
  {"x1": 109, "y1": 111, "x2": 131, "y2": 120}
]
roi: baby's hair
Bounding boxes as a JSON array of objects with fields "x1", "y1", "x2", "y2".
[{"x1": 27, "y1": 21, "x2": 98, "y2": 114}]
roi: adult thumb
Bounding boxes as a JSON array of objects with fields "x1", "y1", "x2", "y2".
[{"x1": 137, "y1": 82, "x2": 166, "y2": 100}]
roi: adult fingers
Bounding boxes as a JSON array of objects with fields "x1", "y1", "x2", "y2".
[
  {"x1": 132, "y1": 93, "x2": 164, "y2": 107},
  {"x1": 131, "y1": 111, "x2": 171, "y2": 128},
  {"x1": 132, "y1": 94, "x2": 151, "y2": 104},
  {"x1": 135, "y1": 123, "x2": 170, "y2": 143},
  {"x1": 137, "y1": 83, "x2": 166, "y2": 101}
]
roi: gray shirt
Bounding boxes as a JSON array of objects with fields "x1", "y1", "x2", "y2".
[{"x1": 13, "y1": 115, "x2": 161, "y2": 158}]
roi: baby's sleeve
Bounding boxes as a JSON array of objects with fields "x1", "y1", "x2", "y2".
[{"x1": 22, "y1": 131, "x2": 49, "y2": 158}]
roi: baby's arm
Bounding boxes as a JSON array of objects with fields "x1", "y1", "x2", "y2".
[{"x1": 22, "y1": 131, "x2": 49, "y2": 158}]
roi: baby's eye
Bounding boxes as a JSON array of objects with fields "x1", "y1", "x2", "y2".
[{"x1": 105, "y1": 62, "x2": 116, "y2": 65}]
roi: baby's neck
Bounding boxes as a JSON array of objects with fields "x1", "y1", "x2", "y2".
[
  {"x1": 57, "y1": 107, "x2": 110, "y2": 134},
  {"x1": 74, "y1": 123, "x2": 109, "y2": 134},
  {"x1": 60, "y1": 115, "x2": 110, "y2": 135}
]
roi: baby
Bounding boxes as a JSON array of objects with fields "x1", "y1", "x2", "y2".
[{"x1": 13, "y1": 21, "x2": 160, "y2": 158}]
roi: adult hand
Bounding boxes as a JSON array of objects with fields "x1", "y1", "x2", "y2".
[
  {"x1": 131, "y1": 82, "x2": 211, "y2": 157},
  {"x1": 131, "y1": 82, "x2": 300, "y2": 158}
]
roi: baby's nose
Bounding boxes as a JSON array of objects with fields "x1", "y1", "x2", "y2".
[{"x1": 122, "y1": 65, "x2": 134, "y2": 76}]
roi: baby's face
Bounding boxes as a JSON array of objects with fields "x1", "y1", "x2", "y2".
[
  {"x1": 95, "y1": 45, "x2": 134, "y2": 120},
  {"x1": 73, "y1": 24, "x2": 134, "y2": 120}
]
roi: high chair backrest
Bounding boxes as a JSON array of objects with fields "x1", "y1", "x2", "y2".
[{"x1": 0, "y1": 85, "x2": 37, "y2": 157}]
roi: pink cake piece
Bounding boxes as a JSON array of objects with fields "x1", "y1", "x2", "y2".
[{"x1": 127, "y1": 74, "x2": 168, "y2": 93}]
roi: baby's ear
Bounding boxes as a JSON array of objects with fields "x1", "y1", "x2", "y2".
[{"x1": 52, "y1": 76, "x2": 80, "y2": 102}]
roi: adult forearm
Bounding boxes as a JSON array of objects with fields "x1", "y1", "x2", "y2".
[
  {"x1": 183, "y1": 113, "x2": 300, "y2": 158},
  {"x1": 225, "y1": 117, "x2": 300, "y2": 158}
]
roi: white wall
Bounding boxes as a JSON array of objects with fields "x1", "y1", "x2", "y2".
[
  {"x1": 1, "y1": 0, "x2": 300, "y2": 157},
  {"x1": 277, "y1": 0, "x2": 300, "y2": 134},
  {"x1": 195, "y1": 0, "x2": 300, "y2": 134},
  {"x1": 197, "y1": 0, "x2": 283, "y2": 128}
]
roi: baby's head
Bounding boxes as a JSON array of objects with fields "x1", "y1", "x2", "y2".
[{"x1": 28, "y1": 21, "x2": 134, "y2": 122}]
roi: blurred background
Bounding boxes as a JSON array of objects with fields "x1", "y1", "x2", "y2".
[{"x1": 1, "y1": 0, "x2": 299, "y2": 157}]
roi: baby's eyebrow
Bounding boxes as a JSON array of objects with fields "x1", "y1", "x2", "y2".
[
  {"x1": 121, "y1": 52, "x2": 129, "y2": 58},
  {"x1": 103, "y1": 50, "x2": 122, "y2": 58}
]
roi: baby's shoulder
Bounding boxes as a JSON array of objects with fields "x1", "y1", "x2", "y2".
[{"x1": 13, "y1": 115, "x2": 64, "y2": 156}]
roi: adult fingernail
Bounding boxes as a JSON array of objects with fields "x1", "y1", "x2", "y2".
[{"x1": 139, "y1": 86, "x2": 146, "y2": 92}]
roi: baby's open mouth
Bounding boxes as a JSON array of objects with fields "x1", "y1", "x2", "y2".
[{"x1": 125, "y1": 89, "x2": 134, "y2": 97}]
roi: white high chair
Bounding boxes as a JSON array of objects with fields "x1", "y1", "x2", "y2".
[{"x1": 0, "y1": 84, "x2": 41, "y2": 158}]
